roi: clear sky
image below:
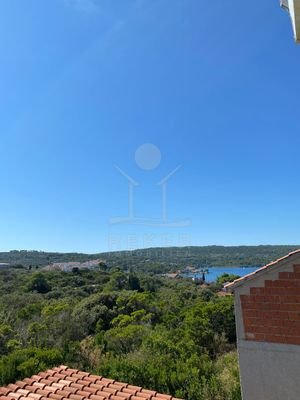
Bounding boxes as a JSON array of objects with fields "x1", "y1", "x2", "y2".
[{"x1": 0, "y1": 0, "x2": 300, "y2": 253}]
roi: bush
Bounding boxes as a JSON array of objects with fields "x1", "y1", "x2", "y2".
[{"x1": 0, "y1": 348, "x2": 62, "y2": 385}]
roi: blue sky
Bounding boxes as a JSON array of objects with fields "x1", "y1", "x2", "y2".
[{"x1": 0, "y1": 0, "x2": 300, "y2": 253}]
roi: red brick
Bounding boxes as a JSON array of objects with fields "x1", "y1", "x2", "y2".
[
  {"x1": 258, "y1": 303, "x2": 269, "y2": 311},
  {"x1": 267, "y1": 326, "x2": 280, "y2": 335},
  {"x1": 278, "y1": 272, "x2": 288, "y2": 279},
  {"x1": 245, "y1": 332, "x2": 255, "y2": 340},
  {"x1": 243, "y1": 317, "x2": 255, "y2": 327},
  {"x1": 265, "y1": 280, "x2": 273, "y2": 287},
  {"x1": 286, "y1": 319, "x2": 300, "y2": 328},
  {"x1": 284, "y1": 336, "x2": 300, "y2": 345},
  {"x1": 256, "y1": 311, "x2": 269, "y2": 320},
  {"x1": 288, "y1": 288, "x2": 300, "y2": 295},
  {"x1": 288, "y1": 280, "x2": 300, "y2": 288},
  {"x1": 242, "y1": 302, "x2": 255, "y2": 310},
  {"x1": 281, "y1": 327, "x2": 299, "y2": 336},
  {"x1": 279, "y1": 272, "x2": 296, "y2": 279},
  {"x1": 242, "y1": 302, "x2": 260, "y2": 310},
  {"x1": 278, "y1": 311, "x2": 289, "y2": 320},
  {"x1": 253, "y1": 325, "x2": 270, "y2": 334},
  {"x1": 265, "y1": 318, "x2": 275, "y2": 327},
  {"x1": 265, "y1": 335, "x2": 283, "y2": 343},
  {"x1": 277, "y1": 327, "x2": 287, "y2": 335},
  {"x1": 278, "y1": 303, "x2": 290, "y2": 311},
  {"x1": 288, "y1": 312, "x2": 300, "y2": 320},
  {"x1": 253, "y1": 318, "x2": 266, "y2": 327},
  {"x1": 268, "y1": 311, "x2": 280, "y2": 319},
  {"x1": 260, "y1": 302, "x2": 272, "y2": 312},
  {"x1": 240, "y1": 295, "x2": 250, "y2": 303},
  {"x1": 252, "y1": 295, "x2": 266, "y2": 303},
  {"x1": 285, "y1": 320, "x2": 300, "y2": 328},
  {"x1": 264, "y1": 295, "x2": 278, "y2": 303},
  {"x1": 250, "y1": 287, "x2": 265, "y2": 295},
  {"x1": 270, "y1": 288, "x2": 287, "y2": 295},
  {"x1": 273, "y1": 280, "x2": 291, "y2": 288},
  {"x1": 243, "y1": 310, "x2": 257, "y2": 318},
  {"x1": 280, "y1": 296, "x2": 298, "y2": 303},
  {"x1": 253, "y1": 333, "x2": 266, "y2": 341},
  {"x1": 267, "y1": 303, "x2": 281, "y2": 311},
  {"x1": 277, "y1": 318, "x2": 288, "y2": 325},
  {"x1": 253, "y1": 302, "x2": 264, "y2": 310},
  {"x1": 293, "y1": 265, "x2": 300, "y2": 273}
]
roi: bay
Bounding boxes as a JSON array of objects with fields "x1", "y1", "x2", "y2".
[{"x1": 182, "y1": 266, "x2": 260, "y2": 283}]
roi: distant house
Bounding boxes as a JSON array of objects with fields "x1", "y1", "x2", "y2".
[
  {"x1": 163, "y1": 272, "x2": 180, "y2": 279},
  {"x1": 281, "y1": 0, "x2": 300, "y2": 42},
  {"x1": 226, "y1": 249, "x2": 300, "y2": 400},
  {"x1": 44, "y1": 259, "x2": 102, "y2": 272},
  {"x1": 0, "y1": 263, "x2": 9, "y2": 269}
]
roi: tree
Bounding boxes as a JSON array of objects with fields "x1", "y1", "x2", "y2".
[
  {"x1": 99, "y1": 262, "x2": 108, "y2": 272},
  {"x1": 216, "y1": 273, "x2": 240, "y2": 286},
  {"x1": 27, "y1": 273, "x2": 51, "y2": 294},
  {"x1": 104, "y1": 271, "x2": 128, "y2": 291},
  {"x1": 128, "y1": 273, "x2": 141, "y2": 291},
  {"x1": 104, "y1": 325, "x2": 148, "y2": 354}
]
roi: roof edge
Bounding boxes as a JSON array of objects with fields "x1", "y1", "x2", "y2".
[{"x1": 225, "y1": 249, "x2": 300, "y2": 291}]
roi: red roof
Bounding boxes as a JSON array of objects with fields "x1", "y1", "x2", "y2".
[
  {"x1": 225, "y1": 249, "x2": 300, "y2": 290},
  {"x1": 0, "y1": 365, "x2": 183, "y2": 400}
]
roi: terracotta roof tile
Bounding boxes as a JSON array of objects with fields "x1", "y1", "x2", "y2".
[
  {"x1": 0, "y1": 366, "x2": 183, "y2": 400},
  {"x1": 89, "y1": 396, "x2": 106, "y2": 400}
]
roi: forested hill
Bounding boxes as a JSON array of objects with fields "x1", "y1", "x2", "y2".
[{"x1": 0, "y1": 245, "x2": 299, "y2": 272}]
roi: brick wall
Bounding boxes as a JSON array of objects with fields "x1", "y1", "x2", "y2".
[{"x1": 240, "y1": 264, "x2": 300, "y2": 345}]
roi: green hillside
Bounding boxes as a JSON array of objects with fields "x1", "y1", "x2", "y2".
[{"x1": 1, "y1": 245, "x2": 299, "y2": 273}]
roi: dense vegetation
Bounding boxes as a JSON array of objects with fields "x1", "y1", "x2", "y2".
[
  {"x1": 1, "y1": 245, "x2": 298, "y2": 273},
  {"x1": 0, "y1": 267, "x2": 241, "y2": 400}
]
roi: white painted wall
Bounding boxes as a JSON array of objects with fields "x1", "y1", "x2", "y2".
[
  {"x1": 238, "y1": 340, "x2": 300, "y2": 400},
  {"x1": 286, "y1": 0, "x2": 300, "y2": 42}
]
